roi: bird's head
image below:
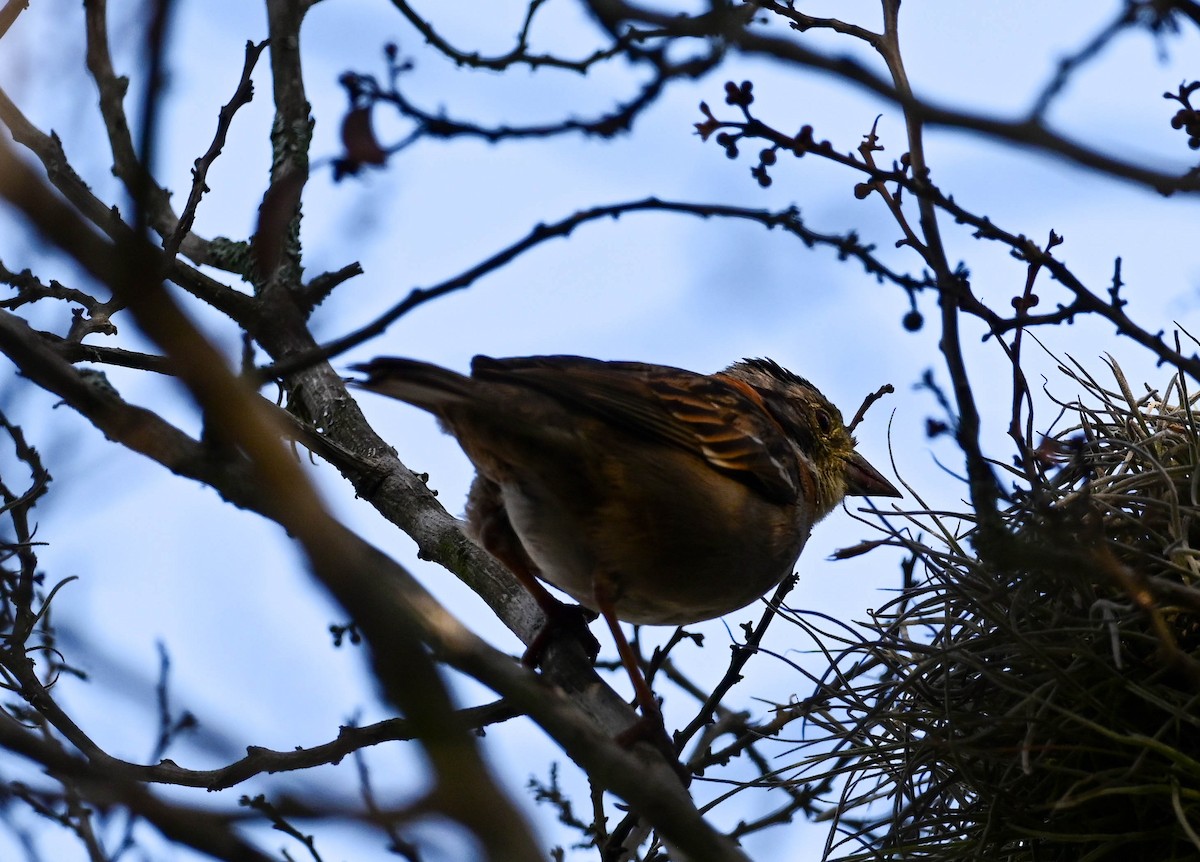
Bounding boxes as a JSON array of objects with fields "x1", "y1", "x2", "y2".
[{"x1": 723, "y1": 358, "x2": 901, "y2": 517}]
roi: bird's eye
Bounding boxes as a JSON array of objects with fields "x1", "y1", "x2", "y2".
[{"x1": 815, "y1": 409, "x2": 833, "y2": 435}]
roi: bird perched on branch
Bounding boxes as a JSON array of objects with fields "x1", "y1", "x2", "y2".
[{"x1": 351, "y1": 354, "x2": 899, "y2": 737}]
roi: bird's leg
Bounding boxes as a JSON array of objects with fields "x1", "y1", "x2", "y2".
[
  {"x1": 469, "y1": 478, "x2": 599, "y2": 665},
  {"x1": 596, "y1": 599, "x2": 661, "y2": 723},
  {"x1": 499, "y1": 542, "x2": 599, "y2": 667},
  {"x1": 594, "y1": 578, "x2": 689, "y2": 784}
]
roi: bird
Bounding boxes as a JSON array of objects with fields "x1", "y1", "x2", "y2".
[{"x1": 350, "y1": 354, "x2": 900, "y2": 736}]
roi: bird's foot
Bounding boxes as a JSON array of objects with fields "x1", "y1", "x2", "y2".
[
  {"x1": 615, "y1": 706, "x2": 690, "y2": 786},
  {"x1": 521, "y1": 600, "x2": 600, "y2": 667}
]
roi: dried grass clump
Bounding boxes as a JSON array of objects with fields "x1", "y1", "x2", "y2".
[{"x1": 808, "y1": 358, "x2": 1200, "y2": 862}]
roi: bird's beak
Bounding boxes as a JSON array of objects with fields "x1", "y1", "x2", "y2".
[{"x1": 844, "y1": 451, "x2": 902, "y2": 498}]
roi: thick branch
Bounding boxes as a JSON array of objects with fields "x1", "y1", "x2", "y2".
[
  {"x1": 0, "y1": 129, "x2": 754, "y2": 861},
  {"x1": 0, "y1": 0, "x2": 30, "y2": 42}
]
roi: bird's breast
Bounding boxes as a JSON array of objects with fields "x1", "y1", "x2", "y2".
[{"x1": 498, "y1": 444, "x2": 813, "y2": 625}]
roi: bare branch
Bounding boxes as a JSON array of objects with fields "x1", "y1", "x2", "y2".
[
  {"x1": 0, "y1": 0, "x2": 30, "y2": 44},
  {"x1": 1029, "y1": 4, "x2": 1135, "y2": 120},
  {"x1": 343, "y1": 42, "x2": 721, "y2": 146},
  {"x1": 585, "y1": 0, "x2": 1200, "y2": 193},
  {"x1": 260, "y1": 196, "x2": 923, "y2": 380},
  {"x1": 256, "y1": 0, "x2": 314, "y2": 288},
  {"x1": 163, "y1": 39, "x2": 269, "y2": 261},
  {"x1": 0, "y1": 711, "x2": 279, "y2": 862},
  {"x1": 298, "y1": 261, "x2": 363, "y2": 312},
  {"x1": 0, "y1": 131, "x2": 759, "y2": 860},
  {"x1": 82, "y1": 0, "x2": 199, "y2": 251},
  {"x1": 0, "y1": 87, "x2": 258, "y2": 325},
  {"x1": 389, "y1": 0, "x2": 630, "y2": 73}
]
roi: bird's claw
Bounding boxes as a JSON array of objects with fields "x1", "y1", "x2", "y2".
[{"x1": 521, "y1": 601, "x2": 600, "y2": 667}]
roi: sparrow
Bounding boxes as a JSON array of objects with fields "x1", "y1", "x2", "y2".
[{"x1": 350, "y1": 354, "x2": 899, "y2": 732}]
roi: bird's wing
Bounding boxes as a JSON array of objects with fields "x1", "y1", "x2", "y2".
[{"x1": 471, "y1": 355, "x2": 798, "y2": 503}]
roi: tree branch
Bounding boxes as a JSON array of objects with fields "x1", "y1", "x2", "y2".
[{"x1": 585, "y1": 0, "x2": 1200, "y2": 193}]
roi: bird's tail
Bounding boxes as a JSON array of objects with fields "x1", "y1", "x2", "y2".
[{"x1": 348, "y1": 357, "x2": 476, "y2": 413}]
